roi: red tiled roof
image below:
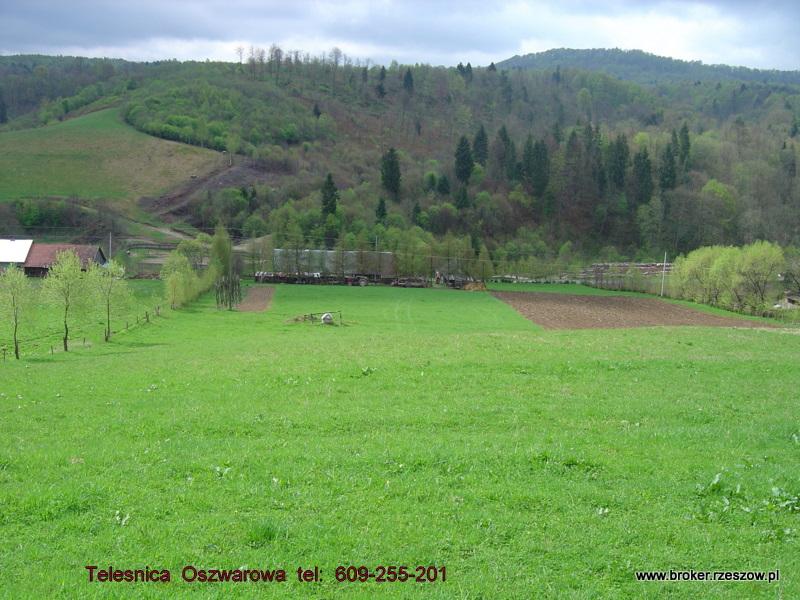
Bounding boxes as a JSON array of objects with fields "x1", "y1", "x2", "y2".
[{"x1": 23, "y1": 244, "x2": 105, "y2": 269}]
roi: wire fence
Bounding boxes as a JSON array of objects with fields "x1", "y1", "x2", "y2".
[{"x1": 0, "y1": 304, "x2": 163, "y2": 361}]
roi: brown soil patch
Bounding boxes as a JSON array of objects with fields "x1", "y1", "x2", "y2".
[
  {"x1": 492, "y1": 291, "x2": 771, "y2": 330},
  {"x1": 237, "y1": 286, "x2": 274, "y2": 312}
]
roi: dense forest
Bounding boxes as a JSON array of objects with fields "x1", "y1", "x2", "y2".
[
  {"x1": 1, "y1": 49, "x2": 799, "y2": 265},
  {"x1": 499, "y1": 48, "x2": 800, "y2": 85}
]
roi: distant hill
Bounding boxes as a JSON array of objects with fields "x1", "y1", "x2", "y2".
[
  {"x1": 1, "y1": 51, "x2": 798, "y2": 259},
  {"x1": 497, "y1": 48, "x2": 800, "y2": 86}
]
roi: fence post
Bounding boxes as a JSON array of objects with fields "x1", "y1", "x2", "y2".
[
  {"x1": 146, "y1": 311, "x2": 149, "y2": 323},
  {"x1": 2, "y1": 348, "x2": 5, "y2": 361}
]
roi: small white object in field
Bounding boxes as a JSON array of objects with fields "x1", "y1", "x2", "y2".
[{"x1": 321, "y1": 312, "x2": 334, "y2": 325}]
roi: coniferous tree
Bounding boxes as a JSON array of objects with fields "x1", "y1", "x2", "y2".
[
  {"x1": 313, "y1": 103, "x2": 321, "y2": 119},
  {"x1": 531, "y1": 140, "x2": 550, "y2": 198},
  {"x1": 456, "y1": 187, "x2": 470, "y2": 210},
  {"x1": 375, "y1": 197, "x2": 387, "y2": 223},
  {"x1": 380, "y1": 148, "x2": 401, "y2": 200},
  {"x1": 402, "y1": 68, "x2": 414, "y2": 94},
  {"x1": 659, "y1": 144, "x2": 677, "y2": 191},
  {"x1": 631, "y1": 148, "x2": 654, "y2": 205},
  {"x1": 473, "y1": 125, "x2": 488, "y2": 166},
  {"x1": 464, "y1": 62, "x2": 473, "y2": 83},
  {"x1": 607, "y1": 134, "x2": 630, "y2": 189},
  {"x1": 498, "y1": 126, "x2": 518, "y2": 181},
  {"x1": 520, "y1": 135, "x2": 536, "y2": 191},
  {"x1": 678, "y1": 122, "x2": 691, "y2": 167},
  {"x1": 411, "y1": 202, "x2": 422, "y2": 225},
  {"x1": 321, "y1": 173, "x2": 339, "y2": 216},
  {"x1": 437, "y1": 174, "x2": 451, "y2": 196},
  {"x1": 454, "y1": 136, "x2": 474, "y2": 185},
  {"x1": 0, "y1": 89, "x2": 7, "y2": 124}
]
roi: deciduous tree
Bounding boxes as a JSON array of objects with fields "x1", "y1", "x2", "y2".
[
  {"x1": 0, "y1": 266, "x2": 31, "y2": 359},
  {"x1": 88, "y1": 260, "x2": 131, "y2": 342},
  {"x1": 42, "y1": 250, "x2": 88, "y2": 352}
]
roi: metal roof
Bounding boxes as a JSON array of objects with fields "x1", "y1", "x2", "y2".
[{"x1": 0, "y1": 239, "x2": 33, "y2": 264}]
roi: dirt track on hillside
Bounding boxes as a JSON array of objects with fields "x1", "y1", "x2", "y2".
[
  {"x1": 237, "y1": 286, "x2": 274, "y2": 312},
  {"x1": 492, "y1": 291, "x2": 771, "y2": 330}
]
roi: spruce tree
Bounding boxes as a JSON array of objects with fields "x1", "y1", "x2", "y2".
[
  {"x1": 464, "y1": 62, "x2": 473, "y2": 83},
  {"x1": 531, "y1": 140, "x2": 550, "y2": 198},
  {"x1": 608, "y1": 134, "x2": 630, "y2": 189},
  {"x1": 321, "y1": 173, "x2": 339, "y2": 216},
  {"x1": 521, "y1": 135, "x2": 536, "y2": 190},
  {"x1": 437, "y1": 174, "x2": 451, "y2": 196},
  {"x1": 678, "y1": 122, "x2": 691, "y2": 167},
  {"x1": 411, "y1": 202, "x2": 422, "y2": 225},
  {"x1": 380, "y1": 147, "x2": 401, "y2": 200},
  {"x1": 659, "y1": 144, "x2": 677, "y2": 191},
  {"x1": 456, "y1": 187, "x2": 470, "y2": 210},
  {"x1": 454, "y1": 136, "x2": 473, "y2": 185},
  {"x1": 402, "y1": 68, "x2": 414, "y2": 94},
  {"x1": 632, "y1": 149, "x2": 654, "y2": 205},
  {"x1": 473, "y1": 125, "x2": 488, "y2": 166},
  {"x1": 375, "y1": 197, "x2": 387, "y2": 223}
]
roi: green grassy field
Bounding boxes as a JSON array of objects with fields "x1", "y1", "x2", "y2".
[
  {"x1": 1, "y1": 284, "x2": 798, "y2": 598},
  {"x1": 0, "y1": 109, "x2": 218, "y2": 201}
]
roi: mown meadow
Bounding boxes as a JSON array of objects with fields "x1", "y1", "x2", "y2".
[
  {"x1": 1, "y1": 284, "x2": 798, "y2": 598},
  {"x1": 0, "y1": 108, "x2": 218, "y2": 202}
]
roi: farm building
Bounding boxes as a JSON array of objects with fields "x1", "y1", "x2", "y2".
[
  {"x1": 0, "y1": 239, "x2": 34, "y2": 270},
  {"x1": 23, "y1": 243, "x2": 107, "y2": 277},
  {"x1": 0, "y1": 239, "x2": 107, "y2": 276}
]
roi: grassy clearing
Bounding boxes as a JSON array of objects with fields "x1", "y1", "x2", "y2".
[
  {"x1": 0, "y1": 108, "x2": 219, "y2": 202},
  {"x1": 1, "y1": 285, "x2": 798, "y2": 598}
]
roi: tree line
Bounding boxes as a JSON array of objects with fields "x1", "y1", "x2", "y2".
[
  {"x1": 0, "y1": 252, "x2": 131, "y2": 359},
  {"x1": 160, "y1": 225, "x2": 242, "y2": 311}
]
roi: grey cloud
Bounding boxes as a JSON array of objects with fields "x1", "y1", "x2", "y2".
[{"x1": 1, "y1": 1, "x2": 798, "y2": 69}]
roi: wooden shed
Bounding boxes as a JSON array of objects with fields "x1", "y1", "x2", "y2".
[{"x1": 23, "y1": 243, "x2": 107, "y2": 277}]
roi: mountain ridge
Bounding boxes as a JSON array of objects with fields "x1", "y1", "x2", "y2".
[{"x1": 497, "y1": 48, "x2": 800, "y2": 85}]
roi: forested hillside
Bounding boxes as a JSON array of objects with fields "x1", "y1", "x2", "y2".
[
  {"x1": 498, "y1": 48, "x2": 800, "y2": 85},
  {"x1": 1, "y1": 50, "x2": 798, "y2": 265}
]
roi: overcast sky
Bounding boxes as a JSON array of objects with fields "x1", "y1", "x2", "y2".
[{"x1": 1, "y1": 1, "x2": 798, "y2": 70}]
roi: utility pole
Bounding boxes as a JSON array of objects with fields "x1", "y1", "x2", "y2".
[
  {"x1": 660, "y1": 251, "x2": 668, "y2": 297},
  {"x1": 109, "y1": 230, "x2": 112, "y2": 258}
]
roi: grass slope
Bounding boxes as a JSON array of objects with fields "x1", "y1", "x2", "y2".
[
  {"x1": 1, "y1": 285, "x2": 798, "y2": 598},
  {"x1": 0, "y1": 108, "x2": 219, "y2": 202}
]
